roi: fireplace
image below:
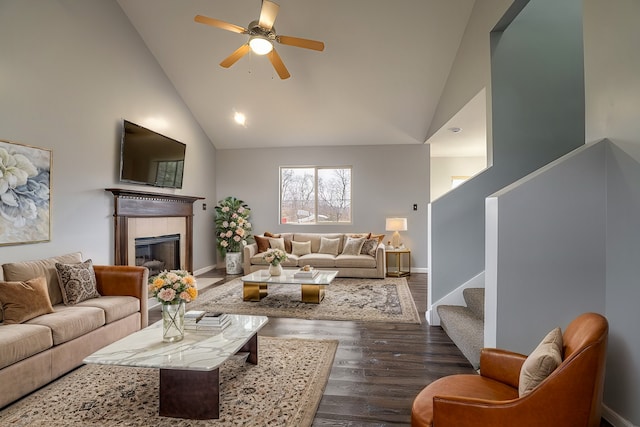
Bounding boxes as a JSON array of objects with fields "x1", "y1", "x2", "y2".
[
  {"x1": 106, "y1": 188, "x2": 204, "y2": 273},
  {"x1": 135, "y1": 234, "x2": 180, "y2": 277}
]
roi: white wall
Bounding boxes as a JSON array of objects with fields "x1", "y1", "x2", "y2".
[
  {"x1": 584, "y1": 0, "x2": 640, "y2": 424},
  {"x1": 0, "y1": 1, "x2": 217, "y2": 272},
  {"x1": 430, "y1": 156, "x2": 486, "y2": 201},
  {"x1": 216, "y1": 145, "x2": 430, "y2": 270}
]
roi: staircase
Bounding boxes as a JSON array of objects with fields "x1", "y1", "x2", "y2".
[{"x1": 437, "y1": 288, "x2": 484, "y2": 369}]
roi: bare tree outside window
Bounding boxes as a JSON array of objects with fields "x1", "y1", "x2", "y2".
[{"x1": 280, "y1": 166, "x2": 352, "y2": 224}]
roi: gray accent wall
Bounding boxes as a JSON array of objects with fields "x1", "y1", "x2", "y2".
[
  {"x1": 430, "y1": 0, "x2": 585, "y2": 302},
  {"x1": 215, "y1": 145, "x2": 430, "y2": 270},
  {"x1": 584, "y1": 0, "x2": 640, "y2": 423},
  {"x1": 0, "y1": 1, "x2": 217, "y2": 271}
]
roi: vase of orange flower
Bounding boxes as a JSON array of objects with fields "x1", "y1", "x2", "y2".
[{"x1": 149, "y1": 270, "x2": 198, "y2": 342}]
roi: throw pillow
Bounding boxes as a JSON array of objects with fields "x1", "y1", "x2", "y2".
[
  {"x1": 268, "y1": 237, "x2": 286, "y2": 251},
  {"x1": 519, "y1": 327, "x2": 563, "y2": 396},
  {"x1": 55, "y1": 259, "x2": 101, "y2": 305},
  {"x1": 360, "y1": 238, "x2": 379, "y2": 256},
  {"x1": 292, "y1": 240, "x2": 312, "y2": 257},
  {"x1": 341, "y1": 237, "x2": 366, "y2": 256},
  {"x1": 318, "y1": 237, "x2": 340, "y2": 256},
  {"x1": 0, "y1": 276, "x2": 54, "y2": 324},
  {"x1": 255, "y1": 235, "x2": 271, "y2": 253},
  {"x1": 369, "y1": 233, "x2": 386, "y2": 244},
  {"x1": 265, "y1": 232, "x2": 292, "y2": 253}
]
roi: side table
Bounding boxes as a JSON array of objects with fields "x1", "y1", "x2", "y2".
[{"x1": 386, "y1": 249, "x2": 411, "y2": 277}]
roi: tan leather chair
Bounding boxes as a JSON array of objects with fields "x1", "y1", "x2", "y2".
[{"x1": 411, "y1": 312, "x2": 608, "y2": 427}]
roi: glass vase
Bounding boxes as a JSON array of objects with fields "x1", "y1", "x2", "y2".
[
  {"x1": 162, "y1": 301, "x2": 185, "y2": 342},
  {"x1": 269, "y1": 263, "x2": 283, "y2": 276}
]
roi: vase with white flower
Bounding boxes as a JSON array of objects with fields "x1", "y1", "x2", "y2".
[
  {"x1": 149, "y1": 270, "x2": 198, "y2": 342},
  {"x1": 262, "y1": 248, "x2": 288, "y2": 276},
  {"x1": 215, "y1": 197, "x2": 252, "y2": 275}
]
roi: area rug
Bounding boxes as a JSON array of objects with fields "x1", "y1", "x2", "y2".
[
  {"x1": 189, "y1": 277, "x2": 421, "y2": 324},
  {"x1": 0, "y1": 337, "x2": 337, "y2": 427}
]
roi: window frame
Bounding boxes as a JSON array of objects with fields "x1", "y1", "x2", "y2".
[{"x1": 279, "y1": 165, "x2": 353, "y2": 225}]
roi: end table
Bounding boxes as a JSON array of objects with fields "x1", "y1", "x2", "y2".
[{"x1": 386, "y1": 249, "x2": 411, "y2": 277}]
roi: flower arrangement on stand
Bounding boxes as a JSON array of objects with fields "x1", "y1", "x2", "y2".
[
  {"x1": 262, "y1": 248, "x2": 288, "y2": 276},
  {"x1": 215, "y1": 196, "x2": 252, "y2": 275},
  {"x1": 148, "y1": 270, "x2": 198, "y2": 342}
]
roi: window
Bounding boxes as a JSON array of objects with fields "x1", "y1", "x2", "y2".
[{"x1": 280, "y1": 166, "x2": 352, "y2": 224}]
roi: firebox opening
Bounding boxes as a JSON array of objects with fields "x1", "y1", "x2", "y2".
[{"x1": 135, "y1": 233, "x2": 180, "y2": 277}]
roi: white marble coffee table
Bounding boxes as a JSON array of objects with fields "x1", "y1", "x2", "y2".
[
  {"x1": 241, "y1": 269, "x2": 338, "y2": 303},
  {"x1": 83, "y1": 314, "x2": 268, "y2": 419}
]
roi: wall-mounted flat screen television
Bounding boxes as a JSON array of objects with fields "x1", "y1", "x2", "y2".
[{"x1": 119, "y1": 120, "x2": 186, "y2": 189}]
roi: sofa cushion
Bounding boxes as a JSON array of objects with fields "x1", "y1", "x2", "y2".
[
  {"x1": 2, "y1": 252, "x2": 83, "y2": 306},
  {"x1": 335, "y1": 254, "x2": 377, "y2": 268},
  {"x1": 0, "y1": 323, "x2": 53, "y2": 370},
  {"x1": 268, "y1": 237, "x2": 286, "y2": 251},
  {"x1": 292, "y1": 240, "x2": 312, "y2": 256},
  {"x1": 361, "y1": 238, "x2": 379, "y2": 256},
  {"x1": 297, "y1": 253, "x2": 337, "y2": 268},
  {"x1": 0, "y1": 276, "x2": 55, "y2": 324},
  {"x1": 55, "y1": 259, "x2": 100, "y2": 305},
  {"x1": 519, "y1": 327, "x2": 563, "y2": 396},
  {"x1": 77, "y1": 295, "x2": 140, "y2": 324},
  {"x1": 341, "y1": 237, "x2": 366, "y2": 255},
  {"x1": 319, "y1": 237, "x2": 340, "y2": 256},
  {"x1": 26, "y1": 305, "x2": 105, "y2": 346},
  {"x1": 254, "y1": 235, "x2": 271, "y2": 253}
]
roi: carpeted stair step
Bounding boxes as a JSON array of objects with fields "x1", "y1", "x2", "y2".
[
  {"x1": 463, "y1": 287, "x2": 485, "y2": 320},
  {"x1": 437, "y1": 304, "x2": 484, "y2": 370}
]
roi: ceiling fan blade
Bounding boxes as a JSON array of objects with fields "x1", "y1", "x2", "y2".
[
  {"x1": 277, "y1": 35, "x2": 325, "y2": 51},
  {"x1": 258, "y1": 0, "x2": 280, "y2": 30},
  {"x1": 194, "y1": 15, "x2": 247, "y2": 34},
  {"x1": 267, "y1": 49, "x2": 291, "y2": 79},
  {"x1": 220, "y1": 44, "x2": 251, "y2": 68}
]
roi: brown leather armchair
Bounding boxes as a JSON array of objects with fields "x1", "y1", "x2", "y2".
[{"x1": 411, "y1": 312, "x2": 608, "y2": 427}]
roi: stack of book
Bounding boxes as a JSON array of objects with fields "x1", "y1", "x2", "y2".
[
  {"x1": 184, "y1": 311, "x2": 231, "y2": 332},
  {"x1": 294, "y1": 267, "x2": 319, "y2": 279}
]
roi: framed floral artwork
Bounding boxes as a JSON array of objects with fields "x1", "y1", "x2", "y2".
[{"x1": 0, "y1": 139, "x2": 51, "y2": 245}]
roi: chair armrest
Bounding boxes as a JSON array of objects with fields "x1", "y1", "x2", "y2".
[
  {"x1": 433, "y1": 395, "x2": 522, "y2": 426},
  {"x1": 94, "y1": 265, "x2": 149, "y2": 328},
  {"x1": 480, "y1": 348, "x2": 527, "y2": 388}
]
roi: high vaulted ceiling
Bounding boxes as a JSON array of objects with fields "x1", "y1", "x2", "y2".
[{"x1": 117, "y1": 0, "x2": 476, "y2": 151}]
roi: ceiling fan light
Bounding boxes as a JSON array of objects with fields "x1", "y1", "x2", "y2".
[{"x1": 249, "y1": 36, "x2": 273, "y2": 55}]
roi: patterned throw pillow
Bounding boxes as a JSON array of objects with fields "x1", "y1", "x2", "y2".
[
  {"x1": 55, "y1": 259, "x2": 100, "y2": 305},
  {"x1": 360, "y1": 238, "x2": 379, "y2": 256},
  {"x1": 341, "y1": 237, "x2": 366, "y2": 256},
  {"x1": 0, "y1": 276, "x2": 54, "y2": 324}
]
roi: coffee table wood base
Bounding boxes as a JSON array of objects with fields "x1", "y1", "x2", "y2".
[{"x1": 158, "y1": 333, "x2": 259, "y2": 419}]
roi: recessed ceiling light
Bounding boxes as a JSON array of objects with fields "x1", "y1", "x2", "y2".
[
  {"x1": 449, "y1": 127, "x2": 462, "y2": 133},
  {"x1": 234, "y1": 112, "x2": 246, "y2": 126}
]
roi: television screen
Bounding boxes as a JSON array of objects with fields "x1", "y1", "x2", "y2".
[{"x1": 119, "y1": 120, "x2": 186, "y2": 189}]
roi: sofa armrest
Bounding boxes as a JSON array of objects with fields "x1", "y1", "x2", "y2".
[
  {"x1": 375, "y1": 243, "x2": 386, "y2": 278},
  {"x1": 480, "y1": 348, "x2": 527, "y2": 388},
  {"x1": 94, "y1": 265, "x2": 149, "y2": 328},
  {"x1": 243, "y1": 243, "x2": 258, "y2": 274}
]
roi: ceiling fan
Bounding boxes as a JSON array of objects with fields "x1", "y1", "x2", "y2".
[{"x1": 194, "y1": 0, "x2": 325, "y2": 80}]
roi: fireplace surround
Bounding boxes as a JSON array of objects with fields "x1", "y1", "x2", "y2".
[{"x1": 106, "y1": 188, "x2": 204, "y2": 273}]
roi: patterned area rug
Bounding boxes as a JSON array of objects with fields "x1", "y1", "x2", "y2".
[
  {"x1": 189, "y1": 277, "x2": 421, "y2": 324},
  {"x1": 0, "y1": 337, "x2": 337, "y2": 427}
]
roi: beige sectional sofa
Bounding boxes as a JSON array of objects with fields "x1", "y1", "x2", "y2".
[
  {"x1": 243, "y1": 232, "x2": 386, "y2": 278},
  {"x1": 0, "y1": 252, "x2": 148, "y2": 409}
]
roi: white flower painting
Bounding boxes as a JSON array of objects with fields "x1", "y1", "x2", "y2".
[{"x1": 0, "y1": 140, "x2": 51, "y2": 245}]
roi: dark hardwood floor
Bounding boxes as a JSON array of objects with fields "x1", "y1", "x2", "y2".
[{"x1": 149, "y1": 271, "x2": 614, "y2": 426}]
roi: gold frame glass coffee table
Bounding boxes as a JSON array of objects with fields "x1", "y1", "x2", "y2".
[
  {"x1": 83, "y1": 314, "x2": 268, "y2": 420},
  {"x1": 241, "y1": 269, "x2": 338, "y2": 304}
]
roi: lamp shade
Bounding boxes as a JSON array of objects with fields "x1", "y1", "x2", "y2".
[{"x1": 385, "y1": 217, "x2": 407, "y2": 231}]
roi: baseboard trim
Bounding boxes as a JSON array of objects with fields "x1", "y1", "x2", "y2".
[
  {"x1": 194, "y1": 264, "x2": 216, "y2": 276},
  {"x1": 411, "y1": 267, "x2": 429, "y2": 274},
  {"x1": 602, "y1": 404, "x2": 635, "y2": 427}
]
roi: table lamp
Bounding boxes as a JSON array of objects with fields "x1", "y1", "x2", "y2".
[{"x1": 385, "y1": 217, "x2": 407, "y2": 248}]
